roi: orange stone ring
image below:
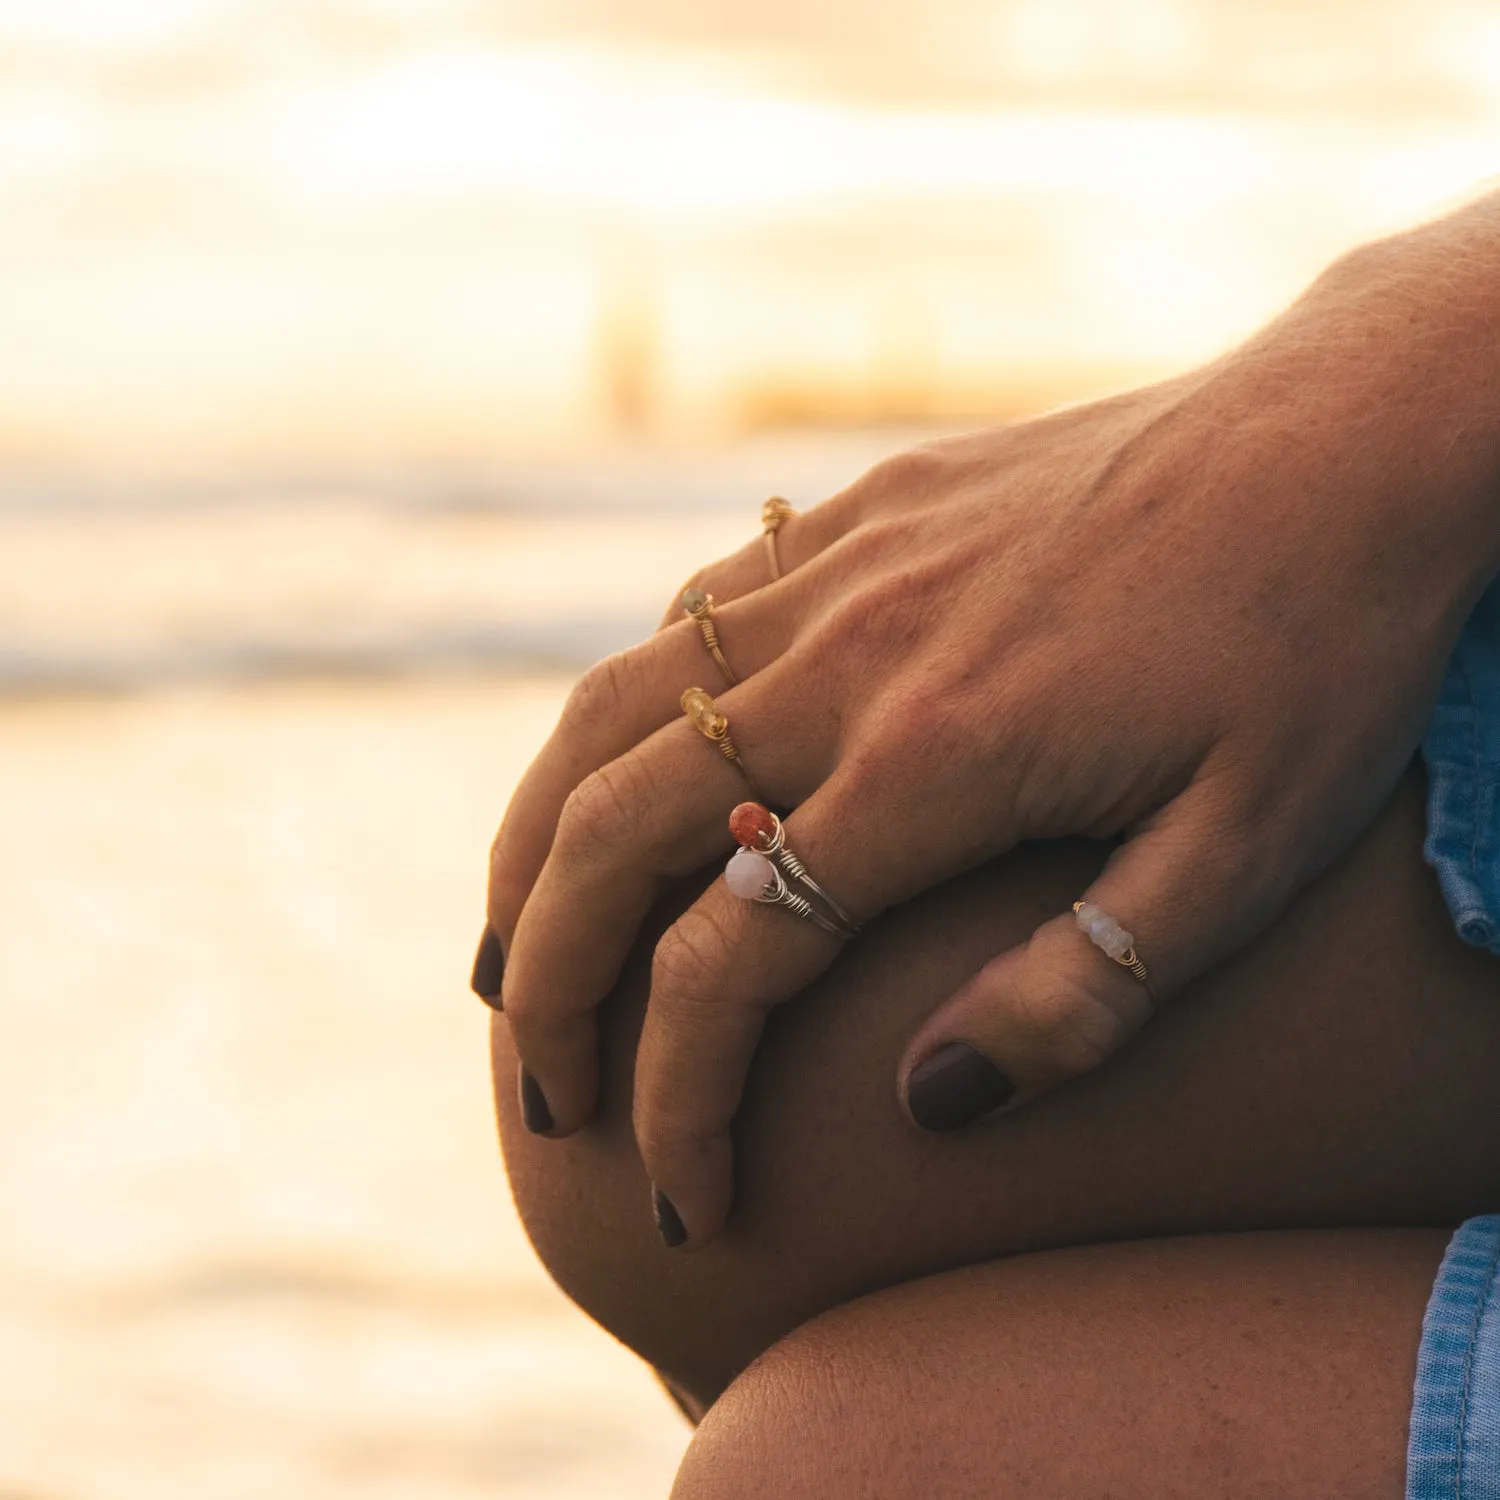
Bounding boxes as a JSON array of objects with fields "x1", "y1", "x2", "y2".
[
  {"x1": 680, "y1": 587, "x2": 738, "y2": 686},
  {"x1": 681, "y1": 686, "x2": 756, "y2": 789},
  {"x1": 761, "y1": 497, "x2": 797, "y2": 582},
  {"x1": 727, "y1": 801, "x2": 861, "y2": 938}
]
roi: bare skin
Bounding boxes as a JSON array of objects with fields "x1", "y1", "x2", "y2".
[
  {"x1": 495, "y1": 765, "x2": 1500, "y2": 1413},
  {"x1": 487, "y1": 191, "x2": 1500, "y2": 1246},
  {"x1": 671, "y1": 1231, "x2": 1447, "y2": 1500}
]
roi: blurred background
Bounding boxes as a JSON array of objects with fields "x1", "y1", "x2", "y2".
[{"x1": 1, "y1": 2, "x2": 1497, "y2": 1496}]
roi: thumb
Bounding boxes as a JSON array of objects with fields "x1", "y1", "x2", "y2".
[{"x1": 899, "y1": 781, "x2": 1283, "y2": 1132}]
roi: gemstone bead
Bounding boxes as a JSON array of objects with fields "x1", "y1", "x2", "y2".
[
  {"x1": 762, "y1": 496, "x2": 793, "y2": 529},
  {"x1": 729, "y1": 802, "x2": 777, "y2": 850},
  {"x1": 1075, "y1": 900, "x2": 1133, "y2": 958},
  {"x1": 1074, "y1": 901, "x2": 1105, "y2": 930},
  {"x1": 726, "y1": 848, "x2": 776, "y2": 900},
  {"x1": 681, "y1": 686, "x2": 726, "y2": 737},
  {"x1": 681, "y1": 586, "x2": 709, "y2": 615}
]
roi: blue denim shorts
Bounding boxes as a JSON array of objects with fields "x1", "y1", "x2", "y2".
[
  {"x1": 1407, "y1": 581, "x2": 1500, "y2": 1498},
  {"x1": 1422, "y1": 578, "x2": 1500, "y2": 955},
  {"x1": 1408, "y1": 1217, "x2": 1500, "y2": 1499}
]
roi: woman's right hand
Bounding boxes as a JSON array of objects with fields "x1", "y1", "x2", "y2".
[{"x1": 480, "y1": 193, "x2": 1500, "y2": 1246}]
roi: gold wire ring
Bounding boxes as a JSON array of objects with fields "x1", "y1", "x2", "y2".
[
  {"x1": 680, "y1": 587, "x2": 737, "y2": 686},
  {"x1": 1072, "y1": 900, "x2": 1154, "y2": 994},
  {"x1": 681, "y1": 686, "x2": 756, "y2": 788},
  {"x1": 761, "y1": 497, "x2": 797, "y2": 582}
]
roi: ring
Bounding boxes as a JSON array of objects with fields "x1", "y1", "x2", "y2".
[
  {"x1": 681, "y1": 686, "x2": 755, "y2": 787},
  {"x1": 680, "y1": 587, "x2": 737, "y2": 686},
  {"x1": 761, "y1": 497, "x2": 796, "y2": 582},
  {"x1": 1072, "y1": 901, "x2": 1152, "y2": 991},
  {"x1": 725, "y1": 846, "x2": 856, "y2": 939},
  {"x1": 729, "y1": 801, "x2": 862, "y2": 934}
]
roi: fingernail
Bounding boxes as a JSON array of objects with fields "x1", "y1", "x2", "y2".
[
  {"x1": 519, "y1": 1067, "x2": 554, "y2": 1135},
  {"x1": 906, "y1": 1041, "x2": 1015, "y2": 1133},
  {"x1": 470, "y1": 926, "x2": 505, "y2": 1008},
  {"x1": 652, "y1": 1186, "x2": 688, "y2": 1249}
]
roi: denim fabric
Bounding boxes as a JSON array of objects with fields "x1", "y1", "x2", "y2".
[
  {"x1": 1408, "y1": 1217, "x2": 1500, "y2": 1500},
  {"x1": 1423, "y1": 580, "x2": 1500, "y2": 955}
]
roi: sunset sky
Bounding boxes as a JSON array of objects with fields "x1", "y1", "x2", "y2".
[{"x1": 2, "y1": 0, "x2": 1498, "y2": 467}]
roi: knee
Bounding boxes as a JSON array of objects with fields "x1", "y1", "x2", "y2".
[
  {"x1": 669, "y1": 1330, "x2": 874, "y2": 1500},
  {"x1": 670, "y1": 1315, "x2": 980, "y2": 1500}
]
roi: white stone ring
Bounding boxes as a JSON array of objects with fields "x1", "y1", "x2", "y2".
[{"x1": 1072, "y1": 901, "x2": 1152, "y2": 991}]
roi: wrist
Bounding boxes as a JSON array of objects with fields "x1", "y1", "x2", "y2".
[{"x1": 1313, "y1": 199, "x2": 1500, "y2": 575}]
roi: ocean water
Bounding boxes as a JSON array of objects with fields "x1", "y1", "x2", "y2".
[
  {"x1": 0, "y1": 433, "x2": 934, "y2": 1498},
  {"x1": 0, "y1": 432, "x2": 929, "y2": 697}
]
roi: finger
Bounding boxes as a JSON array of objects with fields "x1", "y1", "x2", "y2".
[
  {"x1": 649, "y1": 437, "x2": 972, "y2": 634},
  {"x1": 898, "y1": 776, "x2": 1293, "y2": 1132},
  {"x1": 633, "y1": 757, "x2": 994, "y2": 1248},
  {"x1": 652, "y1": 500, "x2": 854, "y2": 631},
  {"x1": 635, "y1": 880, "x2": 844, "y2": 1247},
  {"x1": 501, "y1": 663, "x2": 835, "y2": 1136},
  {"x1": 486, "y1": 590, "x2": 802, "y2": 953}
]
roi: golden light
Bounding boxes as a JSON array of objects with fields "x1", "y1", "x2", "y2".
[
  {"x1": 0, "y1": 6, "x2": 1496, "y2": 462},
  {"x1": 6, "y1": 11, "x2": 1500, "y2": 1500},
  {"x1": 0, "y1": 0, "x2": 220, "y2": 48}
]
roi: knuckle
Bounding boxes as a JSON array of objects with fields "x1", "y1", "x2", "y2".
[
  {"x1": 651, "y1": 908, "x2": 736, "y2": 1000},
  {"x1": 1011, "y1": 976, "x2": 1127, "y2": 1077},
  {"x1": 556, "y1": 757, "x2": 647, "y2": 857},
  {"x1": 837, "y1": 684, "x2": 969, "y2": 801},
  {"x1": 835, "y1": 726, "x2": 907, "y2": 801},
  {"x1": 814, "y1": 565, "x2": 914, "y2": 651},
  {"x1": 857, "y1": 443, "x2": 951, "y2": 508},
  {"x1": 878, "y1": 678, "x2": 971, "y2": 761},
  {"x1": 820, "y1": 513, "x2": 909, "y2": 579},
  {"x1": 632, "y1": 1104, "x2": 701, "y2": 1171},
  {"x1": 564, "y1": 650, "x2": 632, "y2": 728},
  {"x1": 633, "y1": 1082, "x2": 727, "y2": 1176},
  {"x1": 1216, "y1": 793, "x2": 1289, "y2": 881}
]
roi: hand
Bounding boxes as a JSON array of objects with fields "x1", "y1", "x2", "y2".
[{"x1": 484, "y1": 206, "x2": 1500, "y2": 1246}]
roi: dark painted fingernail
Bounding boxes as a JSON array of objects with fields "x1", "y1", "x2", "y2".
[
  {"x1": 906, "y1": 1041, "x2": 1015, "y2": 1132},
  {"x1": 652, "y1": 1186, "x2": 687, "y2": 1249},
  {"x1": 470, "y1": 926, "x2": 506, "y2": 1007},
  {"x1": 519, "y1": 1068, "x2": 554, "y2": 1135}
]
